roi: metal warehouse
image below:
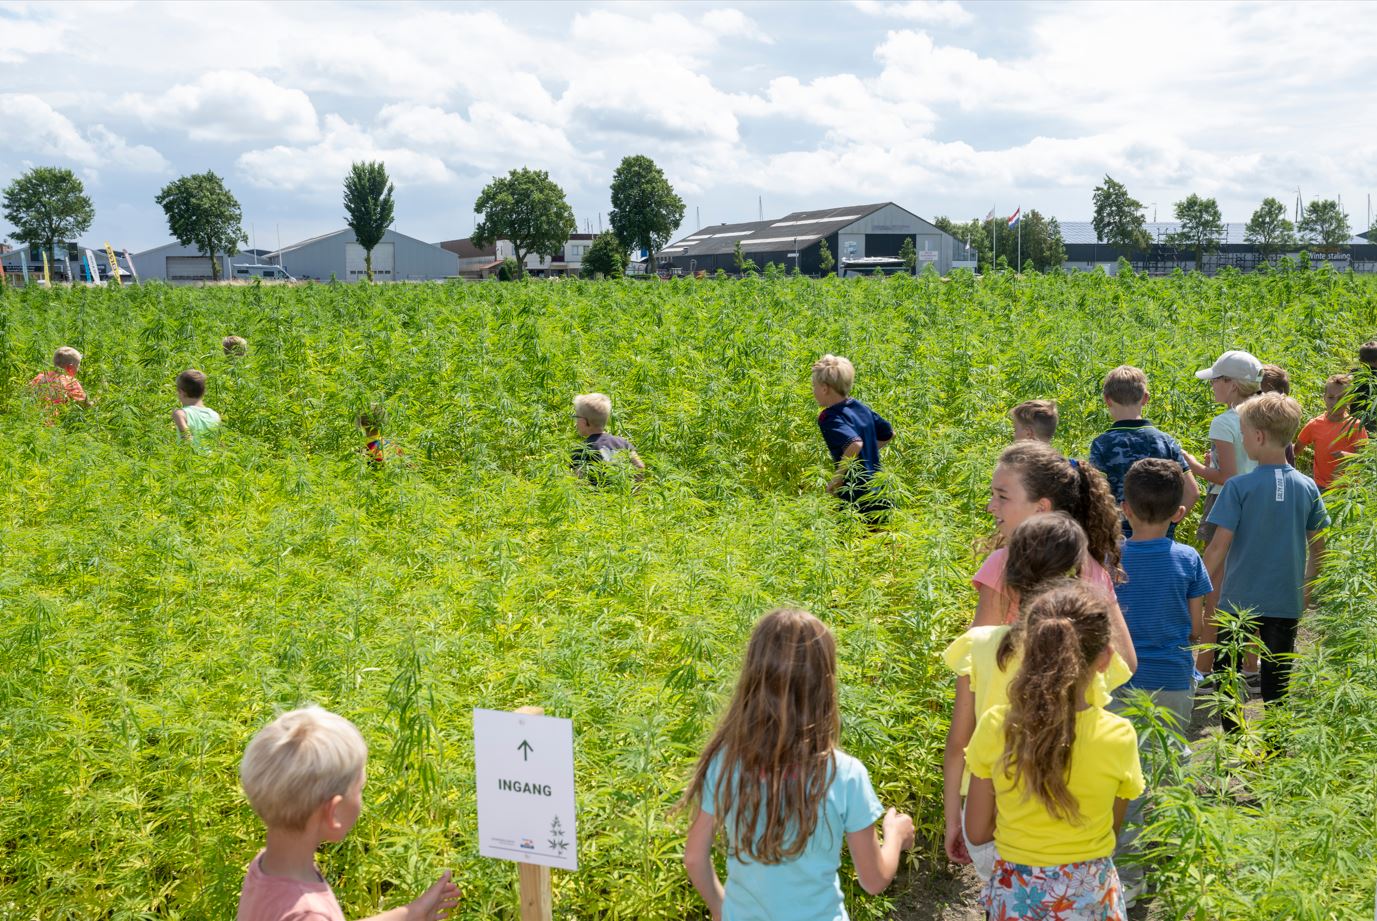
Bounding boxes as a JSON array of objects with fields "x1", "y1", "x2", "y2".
[
  {"x1": 131, "y1": 242, "x2": 275, "y2": 282},
  {"x1": 1060, "y1": 222, "x2": 1377, "y2": 275},
  {"x1": 267, "y1": 228, "x2": 459, "y2": 281},
  {"x1": 658, "y1": 203, "x2": 959, "y2": 276}
]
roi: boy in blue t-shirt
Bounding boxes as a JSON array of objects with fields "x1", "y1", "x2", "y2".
[
  {"x1": 811, "y1": 354, "x2": 894, "y2": 519},
  {"x1": 1202, "y1": 393, "x2": 1329, "y2": 734},
  {"x1": 1089, "y1": 365, "x2": 1199, "y2": 538}
]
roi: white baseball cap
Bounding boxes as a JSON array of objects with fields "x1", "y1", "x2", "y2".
[{"x1": 1195, "y1": 350, "x2": 1262, "y2": 382}]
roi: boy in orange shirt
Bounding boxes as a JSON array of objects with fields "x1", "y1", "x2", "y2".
[
  {"x1": 29, "y1": 346, "x2": 90, "y2": 407},
  {"x1": 1295, "y1": 373, "x2": 1367, "y2": 490}
]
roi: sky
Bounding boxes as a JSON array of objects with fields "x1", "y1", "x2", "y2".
[{"x1": 3, "y1": 0, "x2": 1376, "y2": 252}]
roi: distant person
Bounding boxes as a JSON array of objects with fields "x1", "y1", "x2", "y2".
[
  {"x1": 1347, "y1": 340, "x2": 1377, "y2": 434},
  {"x1": 964, "y1": 584, "x2": 1144, "y2": 919},
  {"x1": 812, "y1": 354, "x2": 894, "y2": 520},
  {"x1": 1295, "y1": 373, "x2": 1367, "y2": 491},
  {"x1": 29, "y1": 346, "x2": 90, "y2": 412},
  {"x1": 1089, "y1": 365, "x2": 1199, "y2": 538},
  {"x1": 1200, "y1": 394, "x2": 1328, "y2": 732},
  {"x1": 571, "y1": 393, "x2": 644, "y2": 478},
  {"x1": 1259, "y1": 363, "x2": 1295, "y2": 464},
  {"x1": 1110, "y1": 458, "x2": 1212, "y2": 903},
  {"x1": 223, "y1": 336, "x2": 249, "y2": 357},
  {"x1": 943, "y1": 513, "x2": 1134, "y2": 882},
  {"x1": 172, "y1": 369, "x2": 221, "y2": 447},
  {"x1": 681, "y1": 608, "x2": 915, "y2": 919},
  {"x1": 357, "y1": 404, "x2": 403, "y2": 466},
  {"x1": 237, "y1": 706, "x2": 460, "y2": 921},
  {"x1": 1007, "y1": 400, "x2": 1059, "y2": 445}
]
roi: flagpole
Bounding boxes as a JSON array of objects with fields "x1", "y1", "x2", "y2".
[
  {"x1": 992, "y1": 204, "x2": 997, "y2": 272},
  {"x1": 1017, "y1": 210, "x2": 1022, "y2": 271}
]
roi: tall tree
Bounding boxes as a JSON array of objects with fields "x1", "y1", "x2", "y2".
[
  {"x1": 1244, "y1": 197, "x2": 1295, "y2": 259},
  {"x1": 2, "y1": 166, "x2": 95, "y2": 258},
  {"x1": 581, "y1": 231, "x2": 627, "y2": 279},
  {"x1": 1167, "y1": 194, "x2": 1225, "y2": 264},
  {"x1": 1297, "y1": 198, "x2": 1352, "y2": 252},
  {"x1": 898, "y1": 236, "x2": 917, "y2": 272},
  {"x1": 343, "y1": 161, "x2": 395, "y2": 282},
  {"x1": 155, "y1": 172, "x2": 246, "y2": 281},
  {"x1": 817, "y1": 238, "x2": 835, "y2": 276},
  {"x1": 1091, "y1": 175, "x2": 1151, "y2": 254},
  {"x1": 472, "y1": 168, "x2": 576, "y2": 279},
  {"x1": 608, "y1": 155, "x2": 685, "y2": 271}
]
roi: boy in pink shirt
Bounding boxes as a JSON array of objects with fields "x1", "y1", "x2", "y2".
[{"x1": 237, "y1": 707, "x2": 459, "y2": 921}]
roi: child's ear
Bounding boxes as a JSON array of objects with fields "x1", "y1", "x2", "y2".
[
  {"x1": 323, "y1": 794, "x2": 345, "y2": 831},
  {"x1": 1142, "y1": 391, "x2": 1151, "y2": 406},
  {"x1": 1170, "y1": 504, "x2": 1187, "y2": 524}
]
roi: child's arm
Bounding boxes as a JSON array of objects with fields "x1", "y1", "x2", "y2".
[
  {"x1": 1304, "y1": 531, "x2": 1325, "y2": 610},
  {"x1": 1181, "y1": 466, "x2": 1201, "y2": 511},
  {"x1": 358, "y1": 871, "x2": 460, "y2": 921},
  {"x1": 847, "y1": 807, "x2": 915, "y2": 895},
  {"x1": 1188, "y1": 595, "x2": 1206, "y2": 648},
  {"x1": 971, "y1": 585, "x2": 1011, "y2": 629},
  {"x1": 172, "y1": 407, "x2": 190, "y2": 440},
  {"x1": 963, "y1": 777, "x2": 995, "y2": 847},
  {"x1": 1112, "y1": 797, "x2": 1132, "y2": 837},
  {"x1": 1106, "y1": 598, "x2": 1138, "y2": 674},
  {"x1": 629, "y1": 450, "x2": 646, "y2": 471},
  {"x1": 942, "y1": 676, "x2": 976, "y2": 864},
  {"x1": 683, "y1": 808, "x2": 725, "y2": 920},
  {"x1": 827, "y1": 440, "x2": 863, "y2": 494},
  {"x1": 1197, "y1": 528, "x2": 1235, "y2": 673},
  {"x1": 1187, "y1": 439, "x2": 1236, "y2": 487}
]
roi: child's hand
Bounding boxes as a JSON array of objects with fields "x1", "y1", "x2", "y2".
[
  {"x1": 883, "y1": 807, "x2": 915, "y2": 851},
  {"x1": 944, "y1": 817, "x2": 971, "y2": 864},
  {"x1": 407, "y1": 870, "x2": 460, "y2": 921}
]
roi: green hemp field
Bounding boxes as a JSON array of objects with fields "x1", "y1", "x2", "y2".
[{"x1": 1, "y1": 268, "x2": 1374, "y2": 919}]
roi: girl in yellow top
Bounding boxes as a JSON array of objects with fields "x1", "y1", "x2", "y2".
[
  {"x1": 942, "y1": 514, "x2": 1134, "y2": 877},
  {"x1": 965, "y1": 583, "x2": 1144, "y2": 921}
]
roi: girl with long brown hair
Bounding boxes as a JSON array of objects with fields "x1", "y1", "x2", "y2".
[
  {"x1": 681, "y1": 608, "x2": 914, "y2": 920},
  {"x1": 965, "y1": 583, "x2": 1144, "y2": 921}
]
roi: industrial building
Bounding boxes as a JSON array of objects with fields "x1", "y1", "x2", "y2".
[
  {"x1": 1060, "y1": 222, "x2": 1377, "y2": 275},
  {"x1": 131, "y1": 242, "x2": 275, "y2": 282},
  {"x1": 658, "y1": 203, "x2": 959, "y2": 276},
  {"x1": 2, "y1": 242, "x2": 134, "y2": 283},
  {"x1": 267, "y1": 228, "x2": 458, "y2": 281},
  {"x1": 439, "y1": 233, "x2": 595, "y2": 278}
]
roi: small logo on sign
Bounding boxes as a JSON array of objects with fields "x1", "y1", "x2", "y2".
[{"x1": 520, "y1": 838, "x2": 535, "y2": 850}]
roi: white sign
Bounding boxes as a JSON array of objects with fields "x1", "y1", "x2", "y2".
[
  {"x1": 918, "y1": 250, "x2": 939, "y2": 261},
  {"x1": 473, "y1": 709, "x2": 577, "y2": 870}
]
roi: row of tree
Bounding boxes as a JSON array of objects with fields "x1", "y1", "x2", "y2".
[{"x1": 1090, "y1": 175, "x2": 1357, "y2": 261}]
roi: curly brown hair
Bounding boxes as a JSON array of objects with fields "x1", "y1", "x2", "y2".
[
  {"x1": 996, "y1": 442, "x2": 1124, "y2": 582},
  {"x1": 1001, "y1": 512, "x2": 1087, "y2": 606},
  {"x1": 680, "y1": 608, "x2": 841, "y2": 864},
  {"x1": 999, "y1": 582, "x2": 1113, "y2": 823}
]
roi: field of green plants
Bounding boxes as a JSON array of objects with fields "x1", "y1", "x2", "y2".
[{"x1": 0, "y1": 268, "x2": 1373, "y2": 920}]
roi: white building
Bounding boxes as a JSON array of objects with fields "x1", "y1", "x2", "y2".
[
  {"x1": 131, "y1": 242, "x2": 273, "y2": 282},
  {"x1": 268, "y1": 228, "x2": 459, "y2": 281},
  {"x1": 439, "y1": 234, "x2": 595, "y2": 278}
]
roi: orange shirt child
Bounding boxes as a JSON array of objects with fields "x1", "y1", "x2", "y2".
[{"x1": 1296, "y1": 374, "x2": 1368, "y2": 489}]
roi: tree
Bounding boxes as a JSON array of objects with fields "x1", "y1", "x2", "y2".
[
  {"x1": 732, "y1": 240, "x2": 757, "y2": 275},
  {"x1": 608, "y1": 155, "x2": 685, "y2": 270},
  {"x1": 898, "y1": 236, "x2": 917, "y2": 272},
  {"x1": 581, "y1": 231, "x2": 627, "y2": 278},
  {"x1": 2, "y1": 166, "x2": 95, "y2": 258},
  {"x1": 1298, "y1": 198, "x2": 1351, "y2": 253},
  {"x1": 155, "y1": 172, "x2": 246, "y2": 281},
  {"x1": 1091, "y1": 175, "x2": 1150, "y2": 254},
  {"x1": 1167, "y1": 193, "x2": 1224, "y2": 264},
  {"x1": 1244, "y1": 197, "x2": 1296, "y2": 259},
  {"x1": 342, "y1": 161, "x2": 395, "y2": 282},
  {"x1": 817, "y1": 238, "x2": 835, "y2": 276},
  {"x1": 472, "y1": 168, "x2": 576, "y2": 279}
]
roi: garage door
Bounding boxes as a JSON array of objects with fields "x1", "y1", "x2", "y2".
[
  {"x1": 167, "y1": 256, "x2": 213, "y2": 279},
  {"x1": 346, "y1": 242, "x2": 394, "y2": 279}
]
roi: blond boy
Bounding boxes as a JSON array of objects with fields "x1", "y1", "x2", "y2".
[
  {"x1": 812, "y1": 354, "x2": 894, "y2": 516},
  {"x1": 1007, "y1": 400, "x2": 1058, "y2": 444},
  {"x1": 224, "y1": 336, "x2": 249, "y2": 357},
  {"x1": 238, "y1": 707, "x2": 459, "y2": 921},
  {"x1": 1295, "y1": 373, "x2": 1367, "y2": 490},
  {"x1": 1088, "y1": 365, "x2": 1199, "y2": 536},
  {"x1": 572, "y1": 392, "x2": 644, "y2": 473},
  {"x1": 29, "y1": 346, "x2": 90, "y2": 407},
  {"x1": 1200, "y1": 394, "x2": 1328, "y2": 732}
]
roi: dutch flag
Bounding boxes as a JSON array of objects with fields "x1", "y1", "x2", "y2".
[{"x1": 1007, "y1": 208, "x2": 1021, "y2": 228}]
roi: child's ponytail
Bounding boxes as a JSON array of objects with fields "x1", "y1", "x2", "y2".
[
  {"x1": 999, "y1": 583, "x2": 1113, "y2": 823},
  {"x1": 1074, "y1": 461, "x2": 1124, "y2": 581}
]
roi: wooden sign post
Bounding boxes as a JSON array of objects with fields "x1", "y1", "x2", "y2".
[{"x1": 515, "y1": 707, "x2": 552, "y2": 921}]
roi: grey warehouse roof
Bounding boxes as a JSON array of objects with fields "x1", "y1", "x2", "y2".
[
  {"x1": 1060, "y1": 221, "x2": 1370, "y2": 247},
  {"x1": 660, "y1": 203, "x2": 891, "y2": 258}
]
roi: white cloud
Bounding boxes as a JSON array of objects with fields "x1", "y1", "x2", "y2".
[
  {"x1": 120, "y1": 70, "x2": 320, "y2": 144},
  {"x1": 701, "y1": 9, "x2": 775, "y2": 43},
  {"x1": 375, "y1": 102, "x2": 578, "y2": 175},
  {"x1": 850, "y1": 1, "x2": 972, "y2": 26},
  {"x1": 0, "y1": 94, "x2": 168, "y2": 174},
  {"x1": 235, "y1": 114, "x2": 453, "y2": 193}
]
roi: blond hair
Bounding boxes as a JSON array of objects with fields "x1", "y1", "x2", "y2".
[
  {"x1": 223, "y1": 336, "x2": 248, "y2": 357},
  {"x1": 1231, "y1": 378, "x2": 1262, "y2": 401},
  {"x1": 811, "y1": 354, "x2": 855, "y2": 397},
  {"x1": 54, "y1": 346, "x2": 82, "y2": 369},
  {"x1": 1102, "y1": 366, "x2": 1147, "y2": 405},
  {"x1": 574, "y1": 392, "x2": 612, "y2": 429},
  {"x1": 1326, "y1": 372, "x2": 1354, "y2": 390},
  {"x1": 240, "y1": 706, "x2": 367, "y2": 831},
  {"x1": 1237, "y1": 393, "x2": 1301, "y2": 447},
  {"x1": 1008, "y1": 400, "x2": 1059, "y2": 441}
]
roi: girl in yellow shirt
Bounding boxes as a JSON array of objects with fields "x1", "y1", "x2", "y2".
[{"x1": 965, "y1": 584, "x2": 1145, "y2": 921}]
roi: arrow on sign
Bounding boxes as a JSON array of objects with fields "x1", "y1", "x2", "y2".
[{"x1": 518, "y1": 740, "x2": 533, "y2": 761}]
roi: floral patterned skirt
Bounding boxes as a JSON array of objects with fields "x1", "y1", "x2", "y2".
[{"x1": 981, "y1": 857, "x2": 1126, "y2": 921}]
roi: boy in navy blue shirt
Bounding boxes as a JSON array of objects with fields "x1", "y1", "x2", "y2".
[
  {"x1": 1111, "y1": 457, "x2": 1212, "y2": 901},
  {"x1": 812, "y1": 354, "x2": 894, "y2": 519},
  {"x1": 1089, "y1": 365, "x2": 1199, "y2": 537},
  {"x1": 1202, "y1": 393, "x2": 1328, "y2": 733}
]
